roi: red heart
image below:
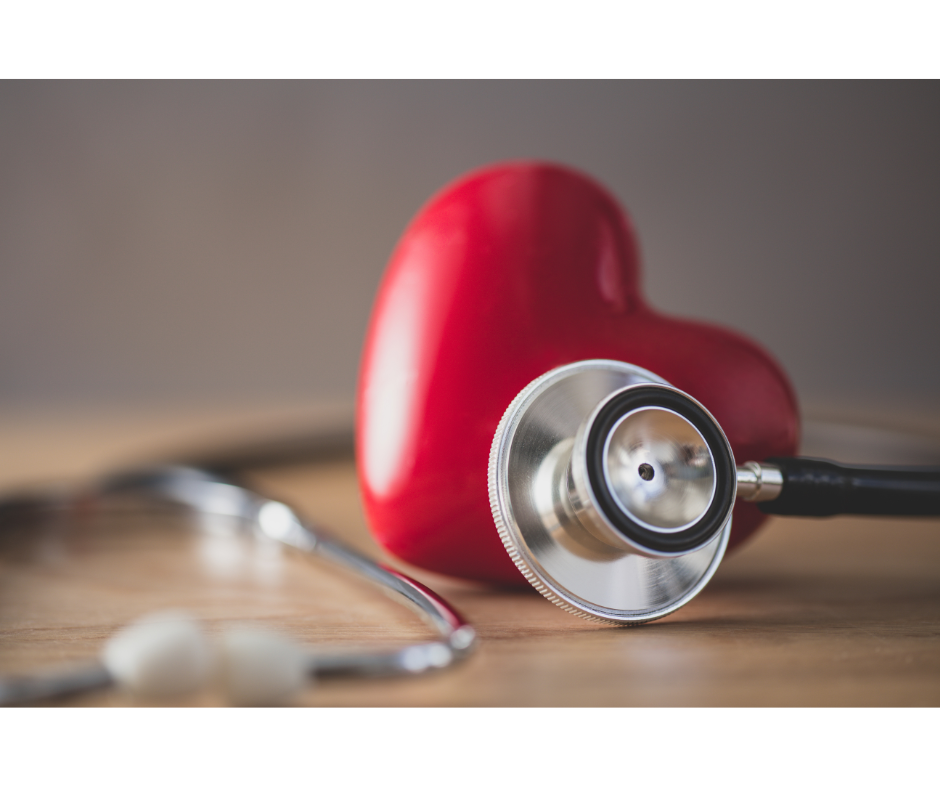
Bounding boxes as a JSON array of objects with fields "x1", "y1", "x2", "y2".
[{"x1": 357, "y1": 162, "x2": 799, "y2": 584}]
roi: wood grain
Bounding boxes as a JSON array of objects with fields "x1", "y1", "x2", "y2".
[{"x1": 2, "y1": 444, "x2": 939, "y2": 706}]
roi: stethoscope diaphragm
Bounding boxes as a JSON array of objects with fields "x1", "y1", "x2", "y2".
[{"x1": 488, "y1": 359, "x2": 734, "y2": 624}]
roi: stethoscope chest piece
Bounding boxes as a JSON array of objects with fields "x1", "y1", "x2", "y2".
[{"x1": 488, "y1": 359, "x2": 736, "y2": 624}]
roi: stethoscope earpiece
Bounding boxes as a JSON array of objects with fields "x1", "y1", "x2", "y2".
[
  {"x1": 102, "y1": 610, "x2": 310, "y2": 706},
  {"x1": 102, "y1": 611, "x2": 215, "y2": 699}
]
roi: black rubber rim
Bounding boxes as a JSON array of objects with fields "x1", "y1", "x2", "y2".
[{"x1": 585, "y1": 386, "x2": 735, "y2": 554}]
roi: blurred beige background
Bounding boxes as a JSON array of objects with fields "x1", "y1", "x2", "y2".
[{"x1": 1, "y1": 82, "x2": 938, "y2": 447}]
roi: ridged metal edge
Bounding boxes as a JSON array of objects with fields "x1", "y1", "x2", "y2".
[{"x1": 486, "y1": 368, "x2": 647, "y2": 627}]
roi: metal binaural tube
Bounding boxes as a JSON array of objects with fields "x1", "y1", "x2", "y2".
[{"x1": 0, "y1": 465, "x2": 477, "y2": 705}]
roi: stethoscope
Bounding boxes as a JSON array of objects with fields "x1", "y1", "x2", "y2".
[
  {"x1": 488, "y1": 358, "x2": 940, "y2": 625},
  {"x1": 5, "y1": 150, "x2": 940, "y2": 705},
  {"x1": 0, "y1": 465, "x2": 476, "y2": 706},
  {"x1": 3, "y1": 358, "x2": 937, "y2": 705}
]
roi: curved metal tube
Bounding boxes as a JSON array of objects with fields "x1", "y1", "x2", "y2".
[{"x1": 0, "y1": 465, "x2": 476, "y2": 704}]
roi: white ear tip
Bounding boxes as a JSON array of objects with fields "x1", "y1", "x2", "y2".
[
  {"x1": 102, "y1": 610, "x2": 212, "y2": 697},
  {"x1": 218, "y1": 628, "x2": 309, "y2": 706}
]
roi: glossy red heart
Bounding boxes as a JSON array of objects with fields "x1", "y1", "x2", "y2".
[{"x1": 357, "y1": 162, "x2": 799, "y2": 584}]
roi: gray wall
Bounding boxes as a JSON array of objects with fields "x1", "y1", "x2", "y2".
[{"x1": 1, "y1": 82, "x2": 938, "y2": 427}]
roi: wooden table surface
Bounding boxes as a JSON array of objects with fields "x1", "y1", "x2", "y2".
[{"x1": 1, "y1": 407, "x2": 939, "y2": 706}]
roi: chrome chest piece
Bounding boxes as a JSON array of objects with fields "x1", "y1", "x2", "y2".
[{"x1": 488, "y1": 360, "x2": 737, "y2": 624}]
